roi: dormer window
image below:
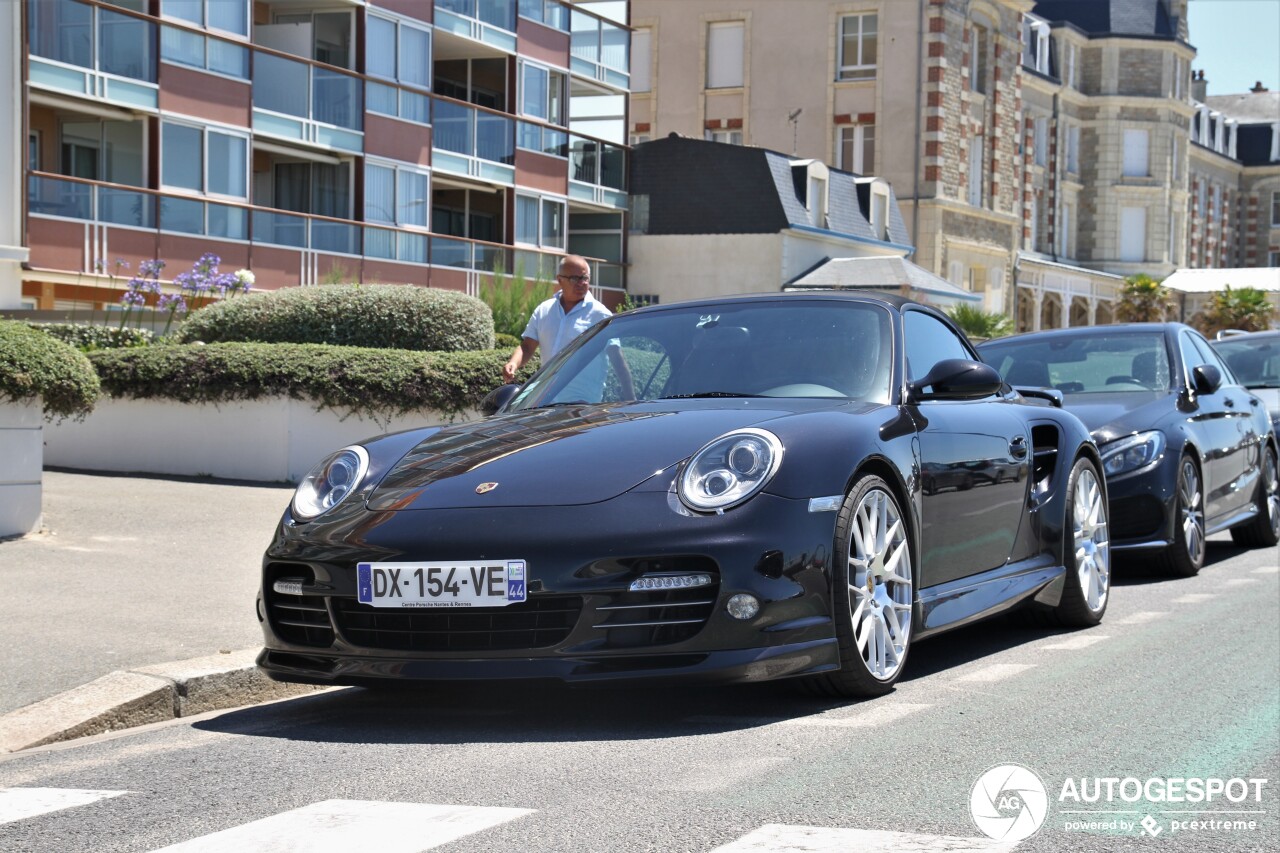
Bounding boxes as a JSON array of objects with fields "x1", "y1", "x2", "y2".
[
  {"x1": 871, "y1": 183, "x2": 890, "y2": 241},
  {"x1": 1022, "y1": 14, "x2": 1050, "y2": 75},
  {"x1": 792, "y1": 159, "x2": 829, "y2": 228}
]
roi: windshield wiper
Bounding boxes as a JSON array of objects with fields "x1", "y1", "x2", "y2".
[{"x1": 660, "y1": 391, "x2": 766, "y2": 399}]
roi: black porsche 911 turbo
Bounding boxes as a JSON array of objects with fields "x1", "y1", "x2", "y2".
[
  {"x1": 258, "y1": 293, "x2": 1110, "y2": 697},
  {"x1": 979, "y1": 324, "x2": 1280, "y2": 577}
]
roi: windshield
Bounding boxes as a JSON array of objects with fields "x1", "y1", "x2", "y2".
[
  {"x1": 981, "y1": 332, "x2": 1173, "y2": 393},
  {"x1": 507, "y1": 300, "x2": 894, "y2": 411},
  {"x1": 1213, "y1": 336, "x2": 1280, "y2": 389}
]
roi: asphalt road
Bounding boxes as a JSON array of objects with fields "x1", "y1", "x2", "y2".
[
  {"x1": 1, "y1": 537, "x2": 1275, "y2": 852},
  {"x1": 0, "y1": 470, "x2": 294, "y2": 715}
]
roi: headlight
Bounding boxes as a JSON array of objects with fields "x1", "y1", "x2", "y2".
[
  {"x1": 678, "y1": 428, "x2": 783, "y2": 512},
  {"x1": 292, "y1": 445, "x2": 369, "y2": 520},
  {"x1": 1101, "y1": 430, "x2": 1165, "y2": 478}
]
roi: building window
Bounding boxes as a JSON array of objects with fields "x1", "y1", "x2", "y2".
[
  {"x1": 515, "y1": 193, "x2": 566, "y2": 249},
  {"x1": 970, "y1": 24, "x2": 988, "y2": 94},
  {"x1": 871, "y1": 186, "x2": 889, "y2": 241},
  {"x1": 968, "y1": 138, "x2": 984, "y2": 207},
  {"x1": 519, "y1": 61, "x2": 567, "y2": 126},
  {"x1": 162, "y1": 0, "x2": 249, "y2": 37},
  {"x1": 1197, "y1": 181, "x2": 1207, "y2": 217},
  {"x1": 365, "y1": 162, "x2": 429, "y2": 228},
  {"x1": 1033, "y1": 117, "x2": 1048, "y2": 167},
  {"x1": 1122, "y1": 129, "x2": 1149, "y2": 177},
  {"x1": 366, "y1": 13, "x2": 432, "y2": 90},
  {"x1": 30, "y1": 0, "x2": 157, "y2": 83},
  {"x1": 837, "y1": 124, "x2": 874, "y2": 173},
  {"x1": 631, "y1": 28, "x2": 652, "y2": 93},
  {"x1": 1023, "y1": 15, "x2": 1050, "y2": 75},
  {"x1": 630, "y1": 133, "x2": 650, "y2": 146},
  {"x1": 161, "y1": 25, "x2": 250, "y2": 78},
  {"x1": 1064, "y1": 41, "x2": 1078, "y2": 89},
  {"x1": 705, "y1": 129, "x2": 742, "y2": 145},
  {"x1": 1171, "y1": 136, "x2": 1182, "y2": 182},
  {"x1": 1060, "y1": 202, "x2": 1073, "y2": 258},
  {"x1": 1173, "y1": 56, "x2": 1185, "y2": 100},
  {"x1": 706, "y1": 21, "x2": 744, "y2": 89},
  {"x1": 1066, "y1": 125, "x2": 1080, "y2": 174},
  {"x1": 1272, "y1": 191, "x2": 1280, "y2": 226},
  {"x1": 1269, "y1": 251, "x2": 1280, "y2": 267},
  {"x1": 1120, "y1": 207, "x2": 1147, "y2": 262},
  {"x1": 948, "y1": 262, "x2": 964, "y2": 286},
  {"x1": 807, "y1": 175, "x2": 827, "y2": 227},
  {"x1": 28, "y1": 132, "x2": 39, "y2": 171},
  {"x1": 160, "y1": 120, "x2": 247, "y2": 198},
  {"x1": 837, "y1": 14, "x2": 877, "y2": 81},
  {"x1": 519, "y1": 0, "x2": 569, "y2": 32}
]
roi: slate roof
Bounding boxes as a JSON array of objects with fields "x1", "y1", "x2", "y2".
[
  {"x1": 1032, "y1": 0, "x2": 1177, "y2": 38},
  {"x1": 630, "y1": 134, "x2": 911, "y2": 247},
  {"x1": 1204, "y1": 91, "x2": 1280, "y2": 124},
  {"x1": 785, "y1": 256, "x2": 982, "y2": 303}
]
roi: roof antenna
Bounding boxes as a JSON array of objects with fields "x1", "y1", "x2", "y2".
[{"x1": 787, "y1": 108, "x2": 803, "y2": 155}]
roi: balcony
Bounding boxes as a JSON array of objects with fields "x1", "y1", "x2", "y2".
[
  {"x1": 435, "y1": 0, "x2": 518, "y2": 54},
  {"x1": 252, "y1": 51, "x2": 363, "y2": 153},
  {"x1": 569, "y1": 7, "x2": 629, "y2": 91},
  {"x1": 568, "y1": 136, "x2": 627, "y2": 209},
  {"x1": 28, "y1": 0, "x2": 159, "y2": 110},
  {"x1": 432, "y1": 99, "x2": 516, "y2": 184}
]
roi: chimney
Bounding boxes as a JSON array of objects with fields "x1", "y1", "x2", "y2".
[
  {"x1": 1251, "y1": 81, "x2": 1269, "y2": 93},
  {"x1": 1192, "y1": 69, "x2": 1207, "y2": 103}
]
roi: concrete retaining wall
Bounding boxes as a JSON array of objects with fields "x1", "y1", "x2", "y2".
[
  {"x1": 44, "y1": 397, "x2": 479, "y2": 483},
  {"x1": 0, "y1": 398, "x2": 42, "y2": 537}
]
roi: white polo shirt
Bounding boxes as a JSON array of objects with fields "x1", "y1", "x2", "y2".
[{"x1": 522, "y1": 291, "x2": 613, "y2": 360}]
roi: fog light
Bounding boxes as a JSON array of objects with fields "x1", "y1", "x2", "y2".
[
  {"x1": 726, "y1": 593, "x2": 760, "y2": 620},
  {"x1": 629, "y1": 574, "x2": 713, "y2": 591}
]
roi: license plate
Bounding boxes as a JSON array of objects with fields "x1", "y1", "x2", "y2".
[{"x1": 356, "y1": 560, "x2": 527, "y2": 608}]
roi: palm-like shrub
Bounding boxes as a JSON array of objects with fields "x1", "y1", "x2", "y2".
[
  {"x1": 1116, "y1": 274, "x2": 1171, "y2": 322},
  {"x1": 946, "y1": 304, "x2": 1013, "y2": 342},
  {"x1": 1191, "y1": 286, "x2": 1277, "y2": 336}
]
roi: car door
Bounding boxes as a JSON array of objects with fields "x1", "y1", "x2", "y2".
[
  {"x1": 903, "y1": 309, "x2": 1030, "y2": 588},
  {"x1": 1181, "y1": 331, "x2": 1262, "y2": 521}
]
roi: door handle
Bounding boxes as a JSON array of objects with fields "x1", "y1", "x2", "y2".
[{"x1": 1010, "y1": 436, "x2": 1028, "y2": 458}]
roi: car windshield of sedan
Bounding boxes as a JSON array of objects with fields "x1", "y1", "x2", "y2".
[
  {"x1": 981, "y1": 333, "x2": 1173, "y2": 393},
  {"x1": 507, "y1": 300, "x2": 894, "y2": 410},
  {"x1": 1213, "y1": 336, "x2": 1280, "y2": 389}
]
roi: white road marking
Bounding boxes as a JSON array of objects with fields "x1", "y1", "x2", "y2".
[
  {"x1": 708, "y1": 823, "x2": 1016, "y2": 852},
  {"x1": 1041, "y1": 634, "x2": 1110, "y2": 650},
  {"x1": 782, "y1": 703, "x2": 933, "y2": 728},
  {"x1": 1225, "y1": 578, "x2": 1259, "y2": 586},
  {"x1": 147, "y1": 800, "x2": 534, "y2": 853},
  {"x1": 1173, "y1": 593, "x2": 1217, "y2": 604},
  {"x1": 1116, "y1": 611, "x2": 1164, "y2": 625},
  {"x1": 953, "y1": 664, "x2": 1036, "y2": 684},
  {"x1": 1252, "y1": 565, "x2": 1279, "y2": 575},
  {"x1": 0, "y1": 788, "x2": 129, "y2": 826}
]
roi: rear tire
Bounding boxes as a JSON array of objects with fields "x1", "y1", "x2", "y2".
[
  {"x1": 1230, "y1": 444, "x2": 1280, "y2": 548},
  {"x1": 803, "y1": 474, "x2": 914, "y2": 698},
  {"x1": 1158, "y1": 455, "x2": 1205, "y2": 577}
]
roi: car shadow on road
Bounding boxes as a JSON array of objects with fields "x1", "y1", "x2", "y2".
[{"x1": 1110, "y1": 538, "x2": 1252, "y2": 585}]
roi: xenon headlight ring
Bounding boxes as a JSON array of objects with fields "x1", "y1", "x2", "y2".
[
  {"x1": 292, "y1": 445, "x2": 370, "y2": 521},
  {"x1": 678, "y1": 428, "x2": 784, "y2": 512}
]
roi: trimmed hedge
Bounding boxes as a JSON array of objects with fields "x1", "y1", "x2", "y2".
[
  {"x1": 29, "y1": 322, "x2": 156, "y2": 351},
  {"x1": 495, "y1": 332, "x2": 522, "y2": 350},
  {"x1": 90, "y1": 342, "x2": 534, "y2": 420},
  {"x1": 176, "y1": 285, "x2": 495, "y2": 352},
  {"x1": 0, "y1": 320, "x2": 100, "y2": 419}
]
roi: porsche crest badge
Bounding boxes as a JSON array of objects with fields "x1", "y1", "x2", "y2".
[{"x1": 475, "y1": 482, "x2": 499, "y2": 494}]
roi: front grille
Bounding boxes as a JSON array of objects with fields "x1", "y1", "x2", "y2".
[
  {"x1": 265, "y1": 563, "x2": 335, "y2": 648},
  {"x1": 333, "y1": 595, "x2": 583, "y2": 652},
  {"x1": 593, "y1": 584, "x2": 719, "y2": 648},
  {"x1": 1110, "y1": 495, "x2": 1166, "y2": 541}
]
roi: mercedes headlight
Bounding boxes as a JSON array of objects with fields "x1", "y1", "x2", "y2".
[
  {"x1": 678, "y1": 428, "x2": 783, "y2": 512},
  {"x1": 292, "y1": 445, "x2": 369, "y2": 520},
  {"x1": 1101, "y1": 430, "x2": 1165, "y2": 478}
]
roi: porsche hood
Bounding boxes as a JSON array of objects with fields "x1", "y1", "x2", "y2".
[{"x1": 365, "y1": 403, "x2": 826, "y2": 510}]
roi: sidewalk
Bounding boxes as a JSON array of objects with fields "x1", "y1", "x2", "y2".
[{"x1": 0, "y1": 469, "x2": 305, "y2": 745}]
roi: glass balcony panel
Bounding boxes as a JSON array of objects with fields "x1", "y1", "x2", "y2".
[
  {"x1": 476, "y1": 112, "x2": 514, "y2": 164},
  {"x1": 253, "y1": 209, "x2": 307, "y2": 248},
  {"x1": 160, "y1": 196, "x2": 207, "y2": 235},
  {"x1": 600, "y1": 144, "x2": 625, "y2": 191},
  {"x1": 433, "y1": 100, "x2": 473, "y2": 156},
  {"x1": 367, "y1": 81, "x2": 398, "y2": 116},
  {"x1": 254, "y1": 52, "x2": 309, "y2": 118},
  {"x1": 474, "y1": 243, "x2": 510, "y2": 273},
  {"x1": 100, "y1": 9, "x2": 156, "y2": 82},
  {"x1": 364, "y1": 227, "x2": 396, "y2": 260},
  {"x1": 569, "y1": 139, "x2": 598, "y2": 184},
  {"x1": 208, "y1": 0, "x2": 250, "y2": 37},
  {"x1": 99, "y1": 187, "x2": 155, "y2": 228},
  {"x1": 28, "y1": 176, "x2": 91, "y2": 220},
  {"x1": 431, "y1": 235, "x2": 472, "y2": 268},
  {"x1": 208, "y1": 203, "x2": 249, "y2": 240},
  {"x1": 162, "y1": 0, "x2": 202, "y2": 26},
  {"x1": 161, "y1": 25, "x2": 205, "y2": 69},
  {"x1": 570, "y1": 10, "x2": 599, "y2": 63},
  {"x1": 517, "y1": 121, "x2": 540, "y2": 152},
  {"x1": 208, "y1": 39, "x2": 250, "y2": 78},
  {"x1": 544, "y1": 129, "x2": 568, "y2": 158},
  {"x1": 312, "y1": 220, "x2": 360, "y2": 255},
  {"x1": 436, "y1": 0, "x2": 474, "y2": 18},
  {"x1": 398, "y1": 232, "x2": 427, "y2": 263},
  {"x1": 313, "y1": 67, "x2": 363, "y2": 130},
  {"x1": 401, "y1": 91, "x2": 430, "y2": 124},
  {"x1": 600, "y1": 22, "x2": 628, "y2": 71},
  {"x1": 477, "y1": 0, "x2": 516, "y2": 33},
  {"x1": 29, "y1": 0, "x2": 93, "y2": 69}
]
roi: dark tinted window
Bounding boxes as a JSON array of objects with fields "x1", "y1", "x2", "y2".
[
  {"x1": 1213, "y1": 334, "x2": 1280, "y2": 388},
  {"x1": 981, "y1": 332, "x2": 1172, "y2": 393},
  {"x1": 903, "y1": 310, "x2": 974, "y2": 382}
]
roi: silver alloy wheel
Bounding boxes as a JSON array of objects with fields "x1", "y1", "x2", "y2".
[
  {"x1": 847, "y1": 488, "x2": 913, "y2": 681},
  {"x1": 1073, "y1": 466, "x2": 1110, "y2": 612},
  {"x1": 1180, "y1": 459, "x2": 1205, "y2": 567},
  {"x1": 1264, "y1": 450, "x2": 1280, "y2": 538}
]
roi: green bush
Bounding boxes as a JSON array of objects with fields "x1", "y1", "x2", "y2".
[
  {"x1": 175, "y1": 285, "x2": 494, "y2": 352},
  {"x1": 90, "y1": 342, "x2": 533, "y2": 421},
  {"x1": 29, "y1": 322, "x2": 156, "y2": 351},
  {"x1": 495, "y1": 332, "x2": 522, "y2": 350},
  {"x1": 0, "y1": 320, "x2": 100, "y2": 419},
  {"x1": 481, "y1": 262, "x2": 552, "y2": 338}
]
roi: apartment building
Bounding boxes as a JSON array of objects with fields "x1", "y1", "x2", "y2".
[
  {"x1": 630, "y1": 0, "x2": 1278, "y2": 330},
  {"x1": 3, "y1": 0, "x2": 632, "y2": 312}
]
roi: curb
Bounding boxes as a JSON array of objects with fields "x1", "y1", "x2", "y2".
[{"x1": 0, "y1": 649, "x2": 323, "y2": 753}]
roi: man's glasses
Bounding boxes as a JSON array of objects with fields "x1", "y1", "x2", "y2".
[{"x1": 557, "y1": 274, "x2": 590, "y2": 284}]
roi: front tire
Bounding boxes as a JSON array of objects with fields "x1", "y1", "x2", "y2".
[
  {"x1": 1051, "y1": 458, "x2": 1110, "y2": 626},
  {"x1": 1158, "y1": 455, "x2": 1205, "y2": 577},
  {"x1": 1231, "y1": 444, "x2": 1280, "y2": 548},
  {"x1": 805, "y1": 474, "x2": 914, "y2": 698}
]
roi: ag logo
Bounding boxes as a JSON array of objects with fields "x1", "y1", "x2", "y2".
[
  {"x1": 970, "y1": 764, "x2": 1049, "y2": 842},
  {"x1": 475, "y1": 482, "x2": 499, "y2": 494}
]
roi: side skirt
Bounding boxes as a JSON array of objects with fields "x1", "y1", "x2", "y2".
[{"x1": 915, "y1": 556, "x2": 1063, "y2": 640}]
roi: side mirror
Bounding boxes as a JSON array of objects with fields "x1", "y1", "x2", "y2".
[
  {"x1": 909, "y1": 358, "x2": 1003, "y2": 402},
  {"x1": 1192, "y1": 364, "x2": 1222, "y2": 395},
  {"x1": 481, "y1": 384, "x2": 521, "y2": 416}
]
